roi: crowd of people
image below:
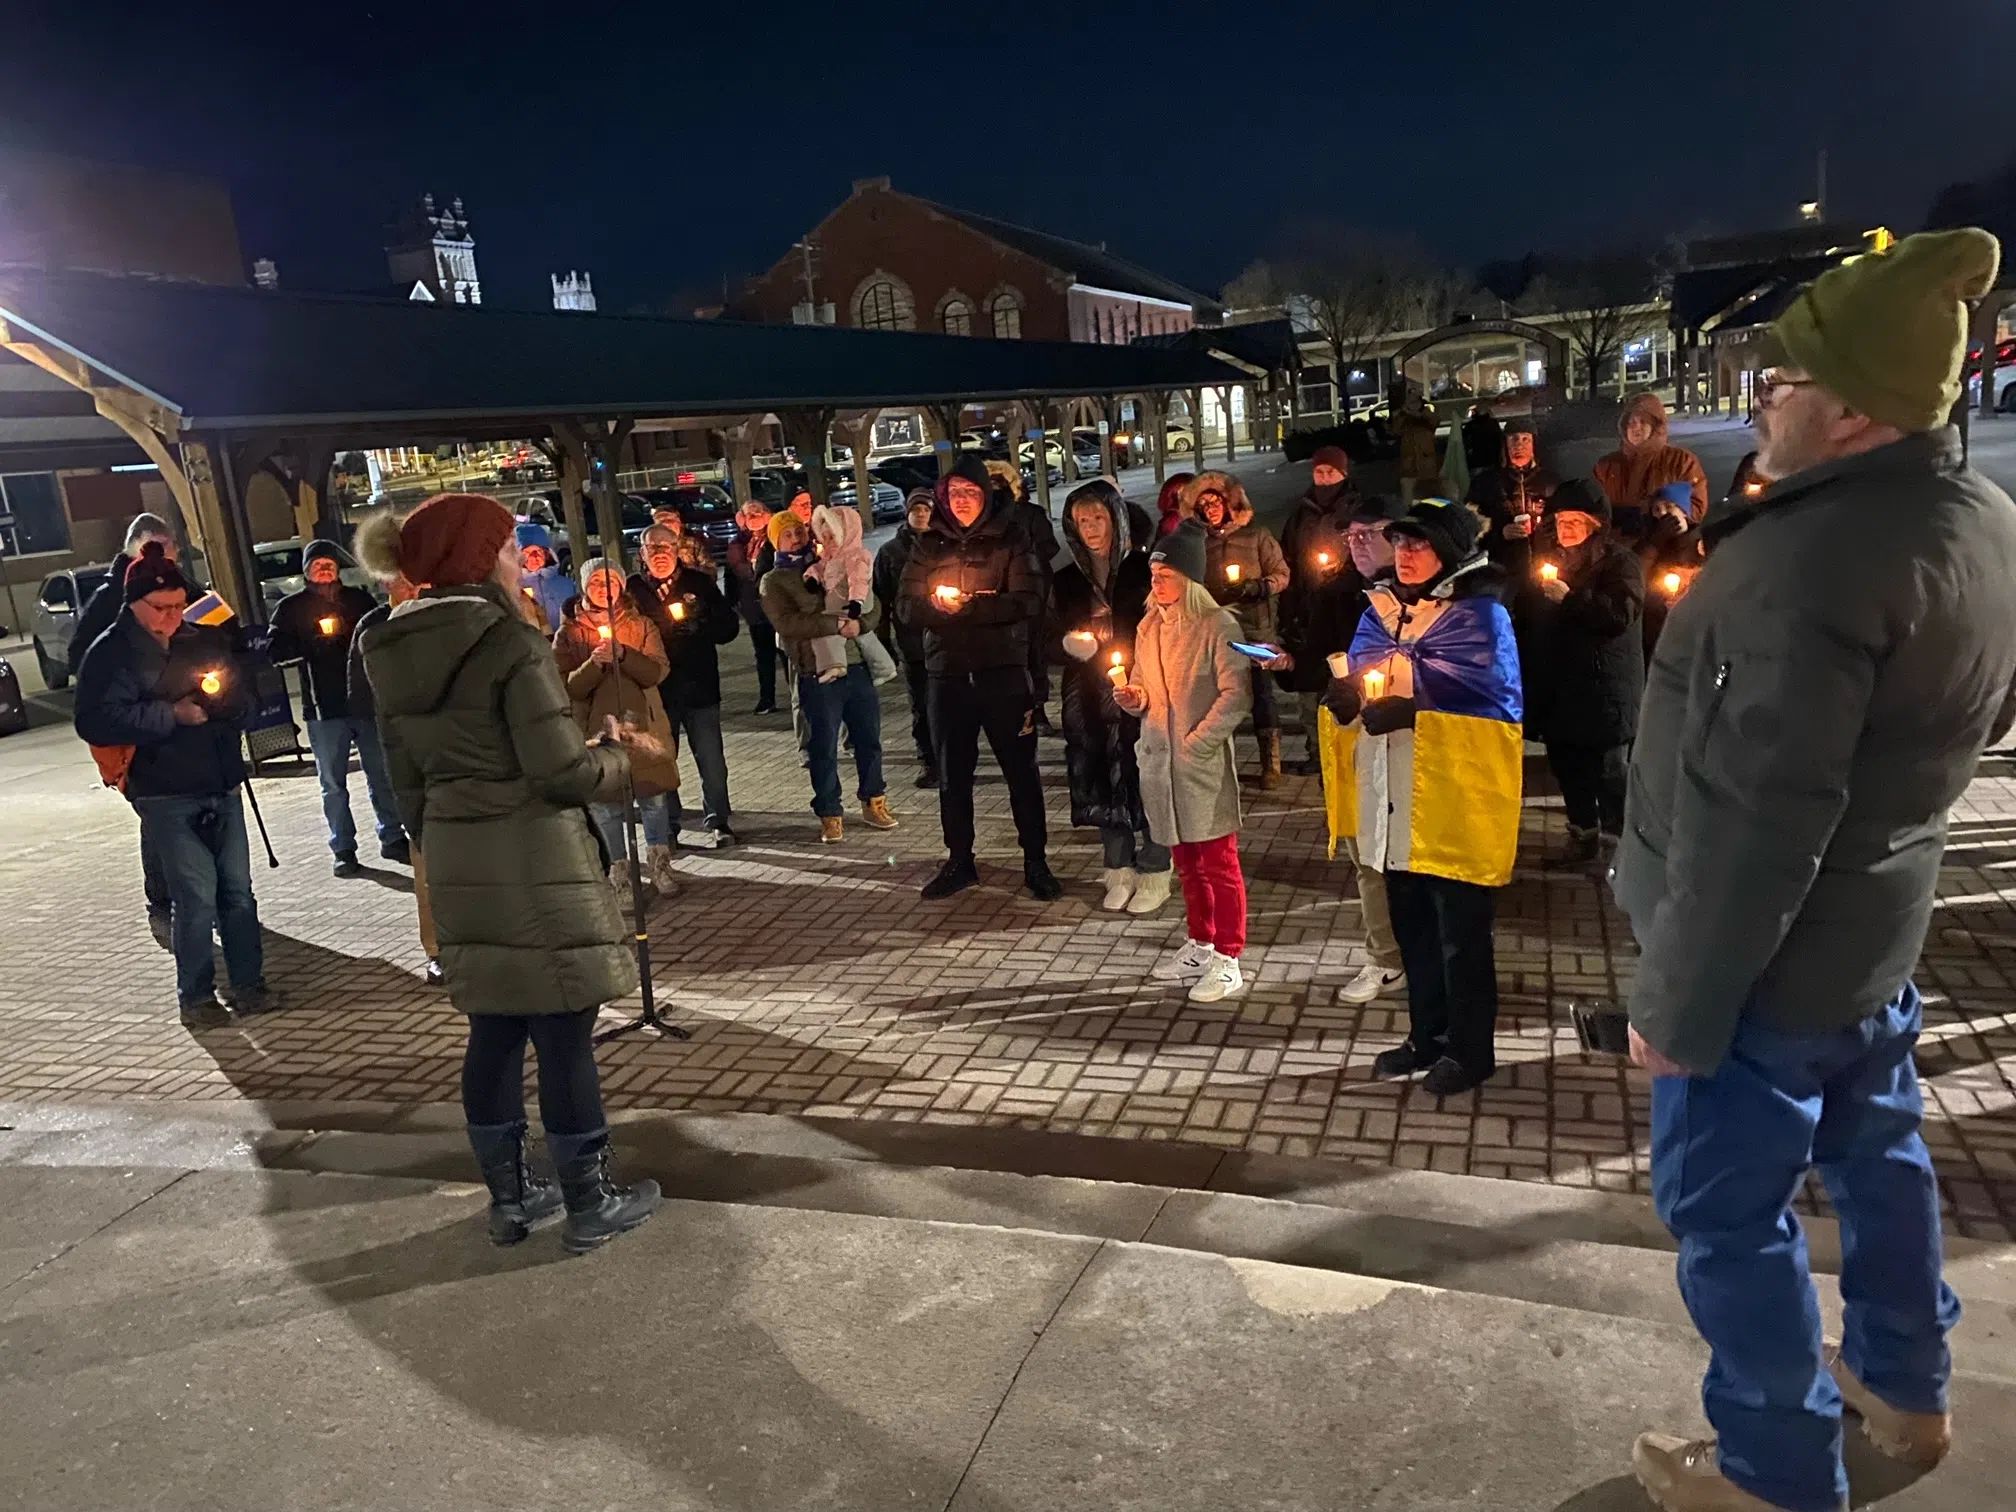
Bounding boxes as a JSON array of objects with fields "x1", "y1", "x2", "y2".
[{"x1": 60, "y1": 224, "x2": 2016, "y2": 1512}]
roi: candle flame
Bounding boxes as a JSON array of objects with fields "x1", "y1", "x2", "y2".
[
  {"x1": 1662, "y1": 571, "x2": 1683, "y2": 594},
  {"x1": 199, "y1": 671, "x2": 222, "y2": 695},
  {"x1": 670, "y1": 601, "x2": 685, "y2": 621},
  {"x1": 1316, "y1": 551, "x2": 1332, "y2": 566},
  {"x1": 1539, "y1": 562, "x2": 1559, "y2": 582},
  {"x1": 1363, "y1": 668, "x2": 1385, "y2": 698},
  {"x1": 934, "y1": 584, "x2": 961, "y2": 602},
  {"x1": 1110, "y1": 650, "x2": 1124, "y2": 666},
  {"x1": 597, "y1": 623, "x2": 614, "y2": 641}
]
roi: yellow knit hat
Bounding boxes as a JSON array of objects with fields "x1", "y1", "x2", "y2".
[{"x1": 1769, "y1": 227, "x2": 2002, "y2": 432}]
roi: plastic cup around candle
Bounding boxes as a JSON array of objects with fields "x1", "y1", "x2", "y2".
[
  {"x1": 1539, "y1": 563, "x2": 1559, "y2": 582},
  {"x1": 318, "y1": 616, "x2": 339, "y2": 636},
  {"x1": 1326, "y1": 651, "x2": 1351, "y2": 679},
  {"x1": 1225, "y1": 563, "x2": 1241, "y2": 583},
  {"x1": 199, "y1": 671, "x2": 222, "y2": 695}
]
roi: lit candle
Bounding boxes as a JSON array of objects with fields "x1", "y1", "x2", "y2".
[
  {"x1": 934, "y1": 584, "x2": 962, "y2": 605},
  {"x1": 1538, "y1": 562, "x2": 1559, "y2": 583},
  {"x1": 1363, "y1": 667, "x2": 1385, "y2": 699},
  {"x1": 199, "y1": 670, "x2": 223, "y2": 696},
  {"x1": 669, "y1": 600, "x2": 686, "y2": 622},
  {"x1": 1106, "y1": 649, "x2": 1127, "y2": 686},
  {"x1": 1744, "y1": 480, "x2": 1765, "y2": 498},
  {"x1": 1224, "y1": 563, "x2": 1242, "y2": 583},
  {"x1": 317, "y1": 615, "x2": 340, "y2": 636},
  {"x1": 1315, "y1": 550, "x2": 1334, "y2": 569},
  {"x1": 597, "y1": 623, "x2": 614, "y2": 643},
  {"x1": 1661, "y1": 570, "x2": 1683, "y2": 595}
]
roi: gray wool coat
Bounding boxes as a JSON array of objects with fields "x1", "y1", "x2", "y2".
[{"x1": 1131, "y1": 594, "x2": 1251, "y2": 847}]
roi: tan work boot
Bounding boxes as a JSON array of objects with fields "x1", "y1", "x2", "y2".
[
  {"x1": 1259, "y1": 728, "x2": 1284, "y2": 790},
  {"x1": 1826, "y1": 1342, "x2": 1951, "y2": 1470},
  {"x1": 859, "y1": 795, "x2": 898, "y2": 830},
  {"x1": 819, "y1": 815, "x2": 845, "y2": 844},
  {"x1": 645, "y1": 844, "x2": 681, "y2": 898},
  {"x1": 1630, "y1": 1435, "x2": 1805, "y2": 1511}
]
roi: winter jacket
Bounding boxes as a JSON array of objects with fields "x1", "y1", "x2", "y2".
[
  {"x1": 68, "y1": 551, "x2": 133, "y2": 678},
  {"x1": 349, "y1": 603, "x2": 389, "y2": 720},
  {"x1": 268, "y1": 584, "x2": 379, "y2": 721},
  {"x1": 1466, "y1": 462, "x2": 1558, "y2": 568},
  {"x1": 627, "y1": 564, "x2": 737, "y2": 712},
  {"x1": 1048, "y1": 491, "x2": 1153, "y2": 831},
  {"x1": 1278, "y1": 484, "x2": 1358, "y2": 664},
  {"x1": 359, "y1": 582, "x2": 633, "y2": 1018},
  {"x1": 1279, "y1": 565, "x2": 1378, "y2": 694},
  {"x1": 873, "y1": 524, "x2": 928, "y2": 663},
  {"x1": 75, "y1": 611, "x2": 250, "y2": 801},
  {"x1": 1130, "y1": 582, "x2": 1250, "y2": 847},
  {"x1": 520, "y1": 565, "x2": 575, "y2": 633},
  {"x1": 725, "y1": 529, "x2": 771, "y2": 630},
  {"x1": 761, "y1": 563, "x2": 884, "y2": 677},
  {"x1": 1518, "y1": 534, "x2": 1644, "y2": 748},
  {"x1": 1593, "y1": 394, "x2": 1709, "y2": 522},
  {"x1": 1614, "y1": 427, "x2": 2016, "y2": 1073},
  {"x1": 896, "y1": 493, "x2": 1046, "y2": 677},
  {"x1": 1180, "y1": 472, "x2": 1290, "y2": 644},
  {"x1": 552, "y1": 604, "x2": 679, "y2": 797},
  {"x1": 1396, "y1": 407, "x2": 1441, "y2": 483},
  {"x1": 1461, "y1": 412, "x2": 1504, "y2": 476},
  {"x1": 1320, "y1": 558, "x2": 1524, "y2": 886}
]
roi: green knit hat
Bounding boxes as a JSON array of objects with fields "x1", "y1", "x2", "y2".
[{"x1": 1768, "y1": 228, "x2": 2002, "y2": 432}]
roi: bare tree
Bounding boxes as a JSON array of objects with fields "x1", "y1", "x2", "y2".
[
  {"x1": 1221, "y1": 260, "x2": 1286, "y2": 323},
  {"x1": 1518, "y1": 254, "x2": 1660, "y2": 398},
  {"x1": 1275, "y1": 228, "x2": 1444, "y2": 399}
]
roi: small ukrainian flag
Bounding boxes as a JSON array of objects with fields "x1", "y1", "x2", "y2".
[{"x1": 182, "y1": 590, "x2": 235, "y2": 627}]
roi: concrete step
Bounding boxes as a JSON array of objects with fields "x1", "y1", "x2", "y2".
[{"x1": 5, "y1": 1099, "x2": 2012, "y2": 1387}]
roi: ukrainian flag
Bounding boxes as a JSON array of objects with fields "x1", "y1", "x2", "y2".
[
  {"x1": 1323, "y1": 594, "x2": 1524, "y2": 888},
  {"x1": 182, "y1": 590, "x2": 235, "y2": 627}
]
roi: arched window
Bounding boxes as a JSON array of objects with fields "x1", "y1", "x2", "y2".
[
  {"x1": 938, "y1": 293, "x2": 974, "y2": 336},
  {"x1": 852, "y1": 272, "x2": 916, "y2": 331},
  {"x1": 986, "y1": 287, "x2": 1024, "y2": 340}
]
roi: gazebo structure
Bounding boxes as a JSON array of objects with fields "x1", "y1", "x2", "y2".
[
  {"x1": 1390, "y1": 319, "x2": 1567, "y2": 414},
  {"x1": 0, "y1": 270, "x2": 1241, "y2": 622}
]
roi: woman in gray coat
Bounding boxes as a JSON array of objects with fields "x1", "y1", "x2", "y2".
[
  {"x1": 357, "y1": 493, "x2": 663, "y2": 1255},
  {"x1": 1115, "y1": 521, "x2": 1253, "y2": 1005}
]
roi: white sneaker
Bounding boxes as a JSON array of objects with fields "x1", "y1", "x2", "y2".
[
  {"x1": 1125, "y1": 868, "x2": 1172, "y2": 915},
  {"x1": 1100, "y1": 868, "x2": 1138, "y2": 911},
  {"x1": 1337, "y1": 963, "x2": 1405, "y2": 1004},
  {"x1": 1155, "y1": 939, "x2": 1216, "y2": 981},
  {"x1": 1188, "y1": 951, "x2": 1245, "y2": 1003}
]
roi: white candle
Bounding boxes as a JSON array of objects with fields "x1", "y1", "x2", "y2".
[
  {"x1": 1224, "y1": 563, "x2": 1242, "y2": 583},
  {"x1": 1538, "y1": 562, "x2": 1559, "y2": 583},
  {"x1": 1363, "y1": 667, "x2": 1385, "y2": 699}
]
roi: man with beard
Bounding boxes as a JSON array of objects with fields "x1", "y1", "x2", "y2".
[
  {"x1": 1616, "y1": 228, "x2": 2016, "y2": 1512},
  {"x1": 898, "y1": 453, "x2": 1058, "y2": 901},
  {"x1": 1465, "y1": 419, "x2": 1557, "y2": 567}
]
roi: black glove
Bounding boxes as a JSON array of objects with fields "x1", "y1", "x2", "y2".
[
  {"x1": 843, "y1": 599, "x2": 862, "y2": 619},
  {"x1": 1320, "y1": 677, "x2": 1362, "y2": 727},
  {"x1": 1359, "y1": 695, "x2": 1418, "y2": 736}
]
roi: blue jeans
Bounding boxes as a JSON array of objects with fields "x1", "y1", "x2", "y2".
[
  {"x1": 591, "y1": 793, "x2": 672, "y2": 860},
  {"x1": 1651, "y1": 984, "x2": 1959, "y2": 1512},
  {"x1": 306, "y1": 717, "x2": 404, "y2": 856},
  {"x1": 801, "y1": 665, "x2": 883, "y2": 819},
  {"x1": 671, "y1": 701, "x2": 732, "y2": 831},
  {"x1": 135, "y1": 789, "x2": 264, "y2": 1005}
]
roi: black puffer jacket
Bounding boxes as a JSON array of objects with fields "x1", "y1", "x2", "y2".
[
  {"x1": 628, "y1": 564, "x2": 737, "y2": 711},
  {"x1": 897, "y1": 467, "x2": 1046, "y2": 677},
  {"x1": 1280, "y1": 565, "x2": 1379, "y2": 694},
  {"x1": 1048, "y1": 489, "x2": 1151, "y2": 830},
  {"x1": 68, "y1": 551, "x2": 134, "y2": 678},
  {"x1": 1519, "y1": 533, "x2": 1645, "y2": 748},
  {"x1": 269, "y1": 584, "x2": 379, "y2": 721},
  {"x1": 873, "y1": 524, "x2": 928, "y2": 663}
]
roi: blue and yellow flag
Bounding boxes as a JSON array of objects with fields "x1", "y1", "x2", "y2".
[{"x1": 182, "y1": 590, "x2": 235, "y2": 627}]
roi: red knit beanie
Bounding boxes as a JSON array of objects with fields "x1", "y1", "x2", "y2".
[{"x1": 398, "y1": 493, "x2": 516, "y2": 588}]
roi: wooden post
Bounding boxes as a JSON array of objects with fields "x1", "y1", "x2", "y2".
[
  {"x1": 1150, "y1": 391, "x2": 1168, "y2": 486},
  {"x1": 1219, "y1": 386, "x2": 1237, "y2": 462},
  {"x1": 779, "y1": 408, "x2": 836, "y2": 506},
  {"x1": 592, "y1": 418, "x2": 634, "y2": 569},
  {"x1": 554, "y1": 439, "x2": 592, "y2": 574},
  {"x1": 179, "y1": 438, "x2": 259, "y2": 623},
  {"x1": 1029, "y1": 407, "x2": 1053, "y2": 524},
  {"x1": 1056, "y1": 400, "x2": 1079, "y2": 484},
  {"x1": 1099, "y1": 397, "x2": 1117, "y2": 477}
]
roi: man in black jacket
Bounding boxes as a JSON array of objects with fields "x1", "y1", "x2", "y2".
[
  {"x1": 629, "y1": 525, "x2": 740, "y2": 845},
  {"x1": 1617, "y1": 228, "x2": 2016, "y2": 1512},
  {"x1": 1465, "y1": 420, "x2": 1556, "y2": 567},
  {"x1": 1278, "y1": 446, "x2": 1360, "y2": 772},
  {"x1": 874, "y1": 491, "x2": 938, "y2": 788},
  {"x1": 71, "y1": 513, "x2": 180, "y2": 942},
  {"x1": 74, "y1": 546, "x2": 275, "y2": 1025},
  {"x1": 1520, "y1": 480, "x2": 1643, "y2": 869},
  {"x1": 898, "y1": 453, "x2": 1058, "y2": 900},
  {"x1": 268, "y1": 540, "x2": 407, "y2": 876}
]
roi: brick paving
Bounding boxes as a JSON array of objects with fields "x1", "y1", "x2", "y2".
[{"x1": 2, "y1": 646, "x2": 2013, "y2": 1241}]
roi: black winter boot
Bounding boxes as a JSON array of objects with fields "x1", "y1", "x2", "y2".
[
  {"x1": 548, "y1": 1129, "x2": 662, "y2": 1255},
  {"x1": 1023, "y1": 854, "x2": 1064, "y2": 902},
  {"x1": 921, "y1": 855, "x2": 979, "y2": 900},
  {"x1": 466, "y1": 1121, "x2": 564, "y2": 1246}
]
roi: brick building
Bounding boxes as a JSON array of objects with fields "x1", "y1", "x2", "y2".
[{"x1": 730, "y1": 177, "x2": 1218, "y2": 344}]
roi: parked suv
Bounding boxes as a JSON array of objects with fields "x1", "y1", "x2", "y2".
[
  {"x1": 636, "y1": 483, "x2": 740, "y2": 562},
  {"x1": 29, "y1": 562, "x2": 115, "y2": 689}
]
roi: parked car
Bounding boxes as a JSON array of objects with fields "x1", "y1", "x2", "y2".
[
  {"x1": 29, "y1": 562, "x2": 115, "y2": 688},
  {"x1": 828, "y1": 475, "x2": 908, "y2": 524},
  {"x1": 745, "y1": 469, "x2": 794, "y2": 511},
  {"x1": 254, "y1": 539, "x2": 378, "y2": 619},
  {"x1": 636, "y1": 483, "x2": 739, "y2": 562},
  {"x1": 0, "y1": 654, "x2": 29, "y2": 734},
  {"x1": 870, "y1": 453, "x2": 941, "y2": 494},
  {"x1": 1016, "y1": 436, "x2": 1066, "y2": 469}
]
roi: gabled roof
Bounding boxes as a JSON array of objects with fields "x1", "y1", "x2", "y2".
[
  {"x1": 909, "y1": 194, "x2": 1221, "y2": 313},
  {"x1": 0, "y1": 269, "x2": 1243, "y2": 439}
]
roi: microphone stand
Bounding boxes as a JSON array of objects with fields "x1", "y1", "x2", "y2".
[{"x1": 594, "y1": 755, "x2": 690, "y2": 1045}]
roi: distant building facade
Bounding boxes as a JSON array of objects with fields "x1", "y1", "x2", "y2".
[
  {"x1": 386, "y1": 194, "x2": 480, "y2": 305},
  {"x1": 552, "y1": 270, "x2": 596, "y2": 311},
  {"x1": 729, "y1": 177, "x2": 1217, "y2": 343}
]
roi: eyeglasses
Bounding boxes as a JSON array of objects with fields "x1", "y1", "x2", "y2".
[
  {"x1": 1755, "y1": 370, "x2": 1819, "y2": 409},
  {"x1": 1344, "y1": 527, "x2": 1384, "y2": 544}
]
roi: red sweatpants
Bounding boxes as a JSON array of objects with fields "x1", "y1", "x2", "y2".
[{"x1": 1171, "y1": 834, "x2": 1247, "y2": 957}]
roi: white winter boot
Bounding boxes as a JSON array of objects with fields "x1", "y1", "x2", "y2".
[
  {"x1": 1100, "y1": 868, "x2": 1138, "y2": 911},
  {"x1": 1126, "y1": 868, "x2": 1172, "y2": 915}
]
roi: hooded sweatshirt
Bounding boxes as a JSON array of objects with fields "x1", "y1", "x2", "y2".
[
  {"x1": 1593, "y1": 394, "x2": 1709, "y2": 523},
  {"x1": 896, "y1": 455, "x2": 1046, "y2": 676}
]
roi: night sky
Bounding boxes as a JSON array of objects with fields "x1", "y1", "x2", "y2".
[{"x1": 5, "y1": 0, "x2": 2010, "y2": 312}]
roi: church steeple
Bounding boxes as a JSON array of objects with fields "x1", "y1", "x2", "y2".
[{"x1": 386, "y1": 193, "x2": 480, "y2": 305}]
